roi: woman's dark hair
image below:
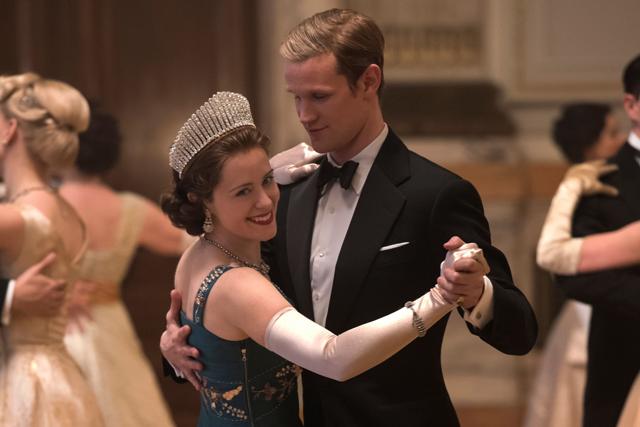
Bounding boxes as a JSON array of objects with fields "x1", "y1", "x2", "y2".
[
  {"x1": 161, "y1": 126, "x2": 270, "y2": 236},
  {"x1": 552, "y1": 103, "x2": 610, "y2": 164},
  {"x1": 76, "y1": 103, "x2": 122, "y2": 175}
]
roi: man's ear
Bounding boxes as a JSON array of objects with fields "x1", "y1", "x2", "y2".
[
  {"x1": 358, "y1": 64, "x2": 382, "y2": 96},
  {"x1": 623, "y1": 94, "x2": 640, "y2": 122}
]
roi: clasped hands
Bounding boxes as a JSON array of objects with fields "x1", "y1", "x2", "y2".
[{"x1": 435, "y1": 236, "x2": 490, "y2": 310}]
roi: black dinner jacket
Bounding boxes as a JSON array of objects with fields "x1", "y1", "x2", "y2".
[
  {"x1": 556, "y1": 142, "x2": 640, "y2": 427},
  {"x1": 266, "y1": 128, "x2": 537, "y2": 427}
]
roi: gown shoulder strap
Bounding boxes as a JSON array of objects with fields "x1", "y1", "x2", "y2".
[{"x1": 192, "y1": 264, "x2": 235, "y2": 325}]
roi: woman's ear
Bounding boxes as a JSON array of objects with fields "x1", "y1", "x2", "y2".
[{"x1": 1, "y1": 118, "x2": 18, "y2": 145}]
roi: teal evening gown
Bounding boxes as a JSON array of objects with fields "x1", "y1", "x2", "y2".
[{"x1": 180, "y1": 265, "x2": 303, "y2": 427}]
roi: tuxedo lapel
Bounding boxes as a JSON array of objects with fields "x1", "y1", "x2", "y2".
[
  {"x1": 325, "y1": 131, "x2": 410, "y2": 332},
  {"x1": 286, "y1": 167, "x2": 321, "y2": 319},
  {"x1": 615, "y1": 143, "x2": 640, "y2": 218}
]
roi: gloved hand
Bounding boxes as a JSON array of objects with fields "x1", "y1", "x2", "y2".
[
  {"x1": 442, "y1": 242, "x2": 490, "y2": 275},
  {"x1": 438, "y1": 240, "x2": 490, "y2": 308},
  {"x1": 537, "y1": 160, "x2": 619, "y2": 274},
  {"x1": 270, "y1": 142, "x2": 322, "y2": 185},
  {"x1": 563, "y1": 159, "x2": 619, "y2": 196}
]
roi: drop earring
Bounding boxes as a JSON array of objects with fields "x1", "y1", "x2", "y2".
[{"x1": 203, "y1": 209, "x2": 214, "y2": 233}]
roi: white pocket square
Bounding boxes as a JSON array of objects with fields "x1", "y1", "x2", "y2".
[{"x1": 379, "y1": 242, "x2": 410, "y2": 252}]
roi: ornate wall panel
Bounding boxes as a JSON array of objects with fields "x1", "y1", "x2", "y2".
[
  {"x1": 348, "y1": 0, "x2": 487, "y2": 81},
  {"x1": 512, "y1": 0, "x2": 640, "y2": 100}
]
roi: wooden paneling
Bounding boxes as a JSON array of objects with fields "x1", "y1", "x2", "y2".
[{"x1": 444, "y1": 162, "x2": 568, "y2": 201}]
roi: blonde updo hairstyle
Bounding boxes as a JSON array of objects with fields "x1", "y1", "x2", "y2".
[{"x1": 0, "y1": 72, "x2": 89, "y2": 172}]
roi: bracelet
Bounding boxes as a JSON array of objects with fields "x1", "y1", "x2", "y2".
[{"x1": 404, "y1": 301, "x2": 427, "y2": 337}]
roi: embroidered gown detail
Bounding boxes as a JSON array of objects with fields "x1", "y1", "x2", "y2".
[{"x1": 181, "y1": 265, "x2": 302, "y2": 427}]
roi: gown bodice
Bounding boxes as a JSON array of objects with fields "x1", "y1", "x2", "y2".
[
  {"x1": 0, "y1": 200, "x2": 105, "y2": 427},
  {"x1": 180, "y1": 265, "x2": 302, "y2": 427},
  {"x1": 1, "y1": 203, "x2": 86, "y2": 347}
]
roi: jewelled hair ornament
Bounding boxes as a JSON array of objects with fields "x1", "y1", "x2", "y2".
[{"x1": 169, "y1": 91, "x2": 255, "y2": 177}]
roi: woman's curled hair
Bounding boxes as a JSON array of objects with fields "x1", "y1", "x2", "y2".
[{"x1": 161, "y1": 126, "x2": 270, "y2": 236}]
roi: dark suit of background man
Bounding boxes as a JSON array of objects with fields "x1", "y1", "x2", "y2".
[
  {"x1": 163, "y1": 8, "x2": 537, "y2": 427},
  {"x1": 556, "y1": 53, "x2": 640, "y2": 427}
]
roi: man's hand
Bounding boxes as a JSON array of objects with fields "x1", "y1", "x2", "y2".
[
  {"x1": 436, "y1": 236, "x2": 489, "y2": 310},
  {"x1": 160, "y1": 289, "x2": 203, "y2": 390},
  {"x1": 12, "y1": 252, "x2": 66, "y2": 316}
]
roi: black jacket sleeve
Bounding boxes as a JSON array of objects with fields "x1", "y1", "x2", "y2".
[
  {"x1": 430, "y1": 179, "x2": 538, "y2": 355},
  {"x1": 555, "y1": 196, "x2": 640, "y2": 322}
]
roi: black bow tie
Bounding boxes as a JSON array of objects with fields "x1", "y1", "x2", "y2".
[{"x1": 317, "y1": 160, "x2": 359, "y2": 191}]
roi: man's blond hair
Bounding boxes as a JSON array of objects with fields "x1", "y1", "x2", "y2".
[{"x1": 280, "y1": 8, "x2": 385, "y2": 94}]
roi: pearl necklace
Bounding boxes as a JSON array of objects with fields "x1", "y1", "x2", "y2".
[
  {"x1": 8, "y1": 185, "x2": 53, "y2": 203},
  {"x1": 201, "y1": 235, "x2": 270, "y2": 277}
]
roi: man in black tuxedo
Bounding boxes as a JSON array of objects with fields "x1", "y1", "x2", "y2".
[
  {"x1": 162, "y1": 8, "x2": 537, "y2": 426},
  {"x1": 556, "y1": 53, "x2": 640, "y2": 427},
  {"x1": 0, "y1": 253, "x2": 65, "y2": 325}
]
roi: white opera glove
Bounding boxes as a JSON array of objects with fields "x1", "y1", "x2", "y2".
[
  {"x1": 264, "y1": 287, "x2": 454, "y2": 382},
  {"x1": 270, "y1": 142, "x2": 322, "y2": 185},
  {"x1": 536, "y1": 160, "x2": 618, "y2": 275}
]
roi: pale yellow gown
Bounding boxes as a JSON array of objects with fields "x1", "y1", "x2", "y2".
[
  {"x1": 64, "y1": 192, "x2": 175, "y2": 427},
  {"x1": 0, "y1": 204, "x2": 104, "y2": 427},
  {"x1": 524, "y1": 301, "x2": 589, "y2": 427}
]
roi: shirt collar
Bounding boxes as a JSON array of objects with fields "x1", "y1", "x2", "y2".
[
  {"x1": 628, "y1": 131, "x2": 640, "y2": 151},
  {"x1": 327, "y1": 124, "x2": 388, "y2": 195}
]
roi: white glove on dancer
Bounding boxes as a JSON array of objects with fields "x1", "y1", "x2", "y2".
[
  {"x1": 269, "y1": 142, "x2": 322, "y2": 185},
  {"x1": 264, "y1": 246, "x2": 488, "y2": 382},
  {"x1": 536, "y1": 160, "x2": 618, "y2": 275},
  {"x1": 441, "y1": 242, "x2": 490, "y2": 277}
]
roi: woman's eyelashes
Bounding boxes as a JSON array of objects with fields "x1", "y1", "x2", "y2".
[{"x1": 234, "y1": 174, "x2": 274, "y2": 197}]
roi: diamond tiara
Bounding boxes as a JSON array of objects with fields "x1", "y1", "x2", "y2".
[{"x1": 169, "y1": 91, "x2": 255, "y2": 177}]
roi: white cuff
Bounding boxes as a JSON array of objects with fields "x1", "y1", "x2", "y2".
[
  {"x1": 2, "y1": 280, "x2": 16, "y2": 326},
  {"x1": 167, "y1": 359, "x2": 184, "y2": 379},
  {"x1": 463, "y1": 276, "x2": 494, "y2": 329}
]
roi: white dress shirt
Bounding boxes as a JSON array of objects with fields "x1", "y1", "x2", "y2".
[
  {"x1": 310, "y1": 125, "x2": 388, "y2": 326},
  {"x1": 309, "y1": 124, "x2": 494, "y2": 328},
  {"x1": 629, "y1": 131, "x2": 640, "y2": 166}
]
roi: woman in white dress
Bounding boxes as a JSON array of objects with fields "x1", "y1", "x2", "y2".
[
  {"x1": 0, "y1": 72, "x2": 104, "y2": 426},
  {"x1": 61, "y1": 105, "x2": 191, "y2": 427}
]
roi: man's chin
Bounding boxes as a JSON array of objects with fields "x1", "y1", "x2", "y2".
[{"x1": 308, "y1": 139, "x2": 330, "y2": 154}]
